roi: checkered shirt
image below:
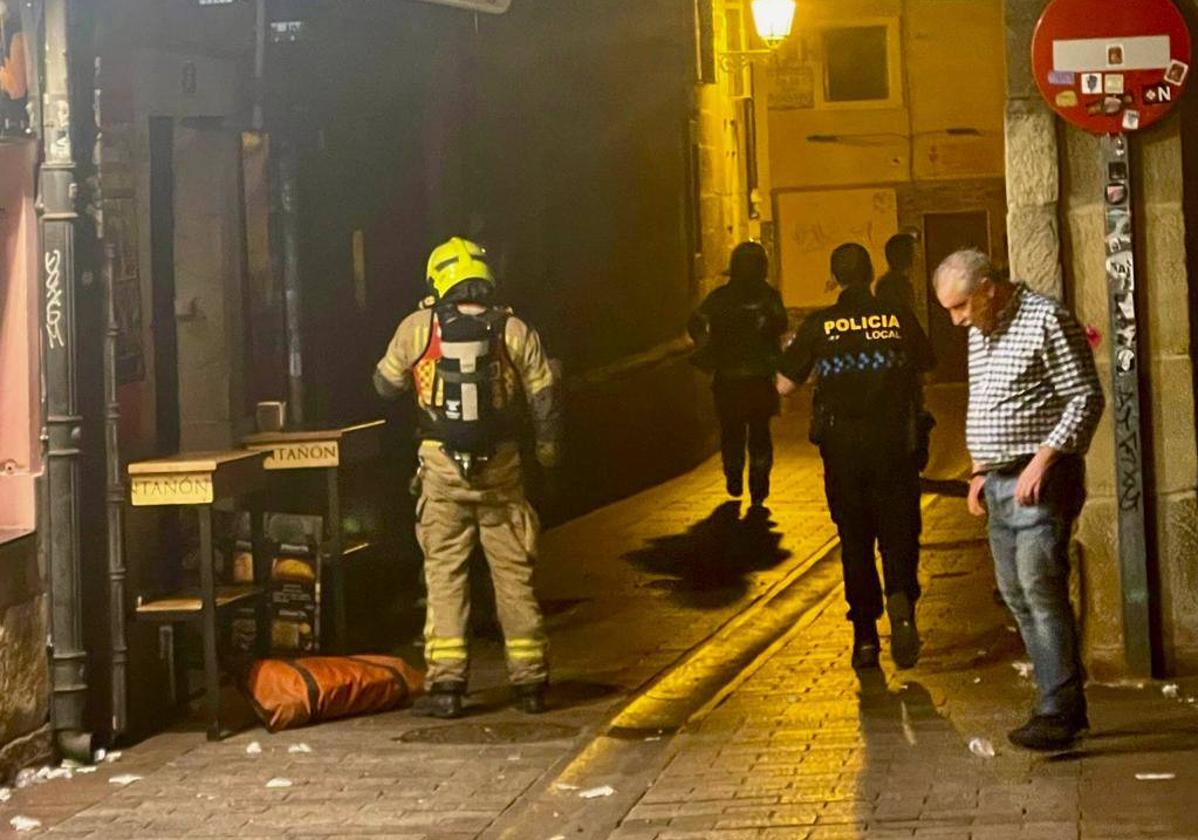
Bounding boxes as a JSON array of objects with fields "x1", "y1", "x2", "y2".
[{"x1": 967, "y1": 285, "x2": 1105, "y2": 469}]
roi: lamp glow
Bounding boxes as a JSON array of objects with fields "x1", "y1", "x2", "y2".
[{"x1": 751, "y1": 0, "x2": 796, "y2": 48}]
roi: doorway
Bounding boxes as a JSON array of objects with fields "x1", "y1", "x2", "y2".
[
  {"x1": 149, "y1": 117, "x2": 180, "y2": 455},
  {"x1": 923, "y1": 211, "x2": 990, "y2": 383}
]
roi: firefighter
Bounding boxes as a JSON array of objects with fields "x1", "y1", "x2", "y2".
[
  {"x1": 373, "y1": 237, "x2": 561, "y2": 718},
  {"x1": 777, "y1": 243, "x2": 935, "y2": 670}
]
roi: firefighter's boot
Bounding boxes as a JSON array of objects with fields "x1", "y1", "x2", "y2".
[
  {"x1": 412, "y1": 681, "x2": 466, "y2": 719},
  {"x1": 513, "y1": 682, "x2": 547, "y2": 715}
]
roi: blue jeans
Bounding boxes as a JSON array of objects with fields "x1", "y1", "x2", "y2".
[{"x1": 984, "y1": 462, "x2": 1086, "y2": 717}]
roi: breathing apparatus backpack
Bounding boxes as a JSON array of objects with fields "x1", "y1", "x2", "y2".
[{"x1": 415, "y1": 303, "x2": 514, "y2": 461}]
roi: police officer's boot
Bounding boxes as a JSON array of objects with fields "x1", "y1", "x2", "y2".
[
  {"x1": 513, "y1": 682, "x2": 547, "y2": 715},
  {"x1": 887, "y1": 592, "x2": 921, "y2": 670},
  {"x1": 413, "y1": 681, "x2": 466, "y2": 719},
  {"x1": 748, "y1": 456, "x2": 770, "y2": 507},
  {"x1": 851, "y1": 620, "x2": 880, "y2": 670},
  {"x1": 725, "y1": 473, "x2": 743, "y2": 499}
]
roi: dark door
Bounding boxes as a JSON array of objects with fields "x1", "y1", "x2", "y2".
[
  {"x1": 923, "y1": 212, "x2": 990, "y2": 383},
  {"x1": 149, "y1": 117, "x2": 180, "y2": 454}
]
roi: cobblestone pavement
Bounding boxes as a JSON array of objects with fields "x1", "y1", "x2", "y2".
[
  {"x1": 609, "y1": 498, "x2": 1198, "y2": 840},
  {"x1": 0, "y1": 405, "x2": 838, "y2": 839},
  {"x1": 7, "y1": 389, "x2": 1195, "y2": 840}
]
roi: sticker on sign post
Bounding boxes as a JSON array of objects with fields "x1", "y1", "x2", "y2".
[
  {"x1": 1082, "y1": 73, "x2": 1102, "y2": 94},
  {"x1": 1166, "y1": 59, "x2": 1189, "y2": 85},
  {"x1": 1142, "y1": 83, "x2": 1173, "y2": 104}
]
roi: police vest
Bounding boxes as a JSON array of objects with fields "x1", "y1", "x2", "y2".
[
  {"x1": 413, "y1": 305, "x2": 521, "y2": 454},
  {"x1": 811, "y1": 309, "x2": 917, "y2": 433}
]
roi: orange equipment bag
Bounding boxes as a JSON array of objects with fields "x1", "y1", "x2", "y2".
[{"x1": 246, "y1": 655, "x2": 425, "y2": 731}]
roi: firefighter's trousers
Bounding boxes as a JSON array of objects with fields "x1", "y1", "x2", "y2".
[{"x1": 415, "y1": 442, "x2": 548, "y2": 688}]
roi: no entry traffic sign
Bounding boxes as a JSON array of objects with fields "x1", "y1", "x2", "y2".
[{"x1": 1032, "y1": 0, "x2": 1191, "y2": 134}]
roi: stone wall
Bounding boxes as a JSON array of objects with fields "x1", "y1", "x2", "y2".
[
  {"x1": 0, "y1": 533, "x2": 51, "y2": 782},
  {"x1": 694, "y1": 0, "x2": 761, "y2": 300},
  {"x1": 1004, "y1": 0, "x2": 1063, "y2": 298},
  {"x1": 1007, "y1": 0, "x2": 1198, "y2": 678}
]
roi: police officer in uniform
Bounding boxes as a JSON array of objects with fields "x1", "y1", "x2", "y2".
[
  {"x1": 374, "y1": 237, "x2": 561, "y2": 718},
  {"x1": 777, "y1": 243, "x2": 934, "y2": 670},
  {"x1": 689, "y1": 241, "x2": 788, "y2": 506}
]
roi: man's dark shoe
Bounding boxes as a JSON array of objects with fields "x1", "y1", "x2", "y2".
[
  {"x1": 726, "y1": 475, "x2": 744, "y2": 498},
  {"x1": 851, "y1": 620, "x2": 880, "y2": 670},
  {"x1": 887, "y1": 592, "x2": 921, "y2": 670},
  {"x1": 412, "y1": 682, "x2": 465, "y2": 719},
  {"x1": 1007, "y1": 712, "x2": 1088, "y2": 751},
  {"x1": 513, "y1": 682, "x2": 547, "y2": 714}
]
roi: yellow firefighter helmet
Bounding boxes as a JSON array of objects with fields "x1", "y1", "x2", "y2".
[{"x1": 426, "y1": 237, "x2": 495, "y2": 300}]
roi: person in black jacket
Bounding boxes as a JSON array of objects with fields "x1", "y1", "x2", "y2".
[
  {"x1": 876, "y1": 232, "x2": 936, "y2": 472},
  {"x1": 875, "y1": 232, "x2": 917, "y2": 312},
  {"x1": 777, "y1": 243, "x2": 935, "y2": 670},
  {"x1": 689, "y1": 241, "x2": 788, "y2": 507}
]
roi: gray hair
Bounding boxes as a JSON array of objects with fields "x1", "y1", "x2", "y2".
[{"x1": 933, "y1": 248, "x2": 994, "y2": 295}]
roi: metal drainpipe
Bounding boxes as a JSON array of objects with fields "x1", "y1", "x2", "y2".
[
  {"x1": 103, "y1": 241, "x2": 128, "y2": 738},
  {"x1": 38, "y1": 0, "x2": 94, "y2": 762},
  {"x1": 92, "y1": 33, "x2": 128, "y2": 742}
]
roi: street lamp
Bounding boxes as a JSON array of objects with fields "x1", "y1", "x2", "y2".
[
  {"x1": 751, "y1": 0, "x2": 797, "y2": 48},
  {"x1": 720, "y1": 0, "x2": 797, "y2": 73}
]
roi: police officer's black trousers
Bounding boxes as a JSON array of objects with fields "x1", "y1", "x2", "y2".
[
  {"x1": 819, "y1": 429, "x2": 922, "y2": 623},
  {"x1": 713, "y1": 376, "x2": 778, "y2": 501}
]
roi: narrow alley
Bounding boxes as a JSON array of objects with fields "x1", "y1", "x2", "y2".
[
  {"x1": 5, "y1": 1, "x2": 1198, "y2": 838},
  {"x1": 2, "y1": 391, "x2": 1196, "y2": 839}
]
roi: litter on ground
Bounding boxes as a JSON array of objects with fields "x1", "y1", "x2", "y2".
[
  {"x1": 968, "y1": 738, "x2": 996, "y2": 759},
  {"x1": 578, "y1": 785, "x2": 616, "y2": 799}
]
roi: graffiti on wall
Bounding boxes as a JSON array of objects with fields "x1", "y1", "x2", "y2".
[{"x1": 44, "y1": 248, "x2": 65, "y2": 350}]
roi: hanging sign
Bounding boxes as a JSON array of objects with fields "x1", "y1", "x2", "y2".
[
  {"x1": 409, "y1": 0, "x2": 512, "y2": 13},
  {"x1": 1032, "y1": 0, "x2": 1191, "y2": 135}
]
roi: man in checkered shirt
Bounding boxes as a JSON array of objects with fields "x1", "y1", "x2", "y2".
[{"x1": 934, "y1": 248, "x2": 1104, "y2": 752}]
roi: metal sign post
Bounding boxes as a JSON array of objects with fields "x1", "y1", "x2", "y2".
[
  {"x1": 1032, "y1": 0, "x2": 1192, "y2": 676},
  {"x1": 1101, "y1": 133, "x2": 1152, "y2": 676}
]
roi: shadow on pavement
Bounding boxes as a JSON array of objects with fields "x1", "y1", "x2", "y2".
[
  {"x1": 465, "y1": 678, "x2": 622, "y2": 715},
  {"x1": 1046, "y1": 725, "x2": 1198, "y2": 762},
  {"x1": 856, "y1": 670, "x2": 940, "y2": 725},
  {"x1": 623, "y1": 501, "x2": 791, "y2": 610}
]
